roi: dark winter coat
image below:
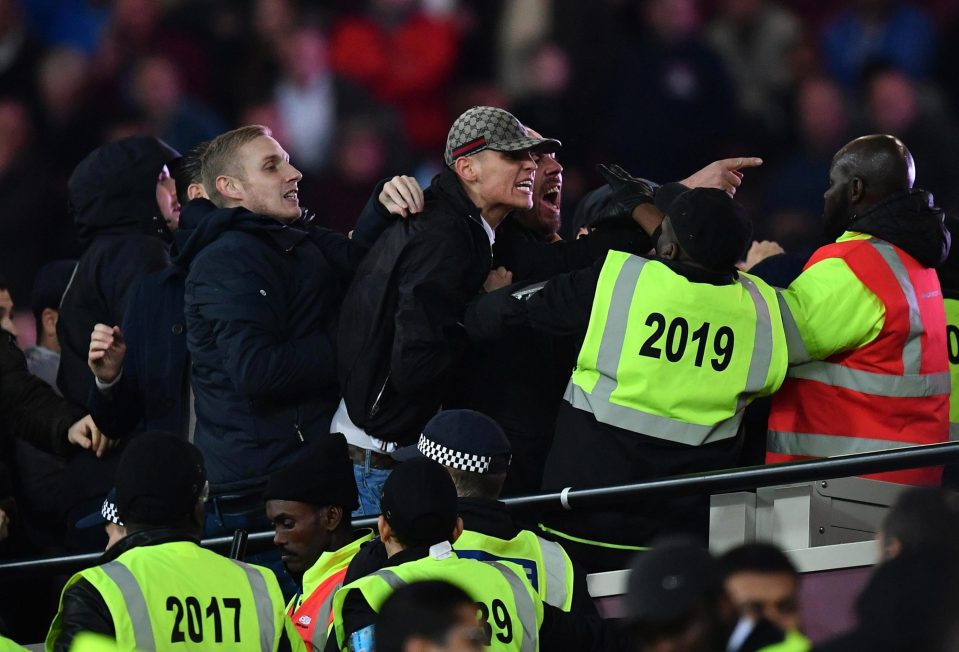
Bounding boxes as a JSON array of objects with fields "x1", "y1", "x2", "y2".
[
  {"x1": 87, "y1": 265, "x2": 189, "y2": 439},
  {"x1": 1, "y1": 330, "x2": 84, "y2": 456},
  {"x1": 56, "y1": 136, "x2": 180, "y2": 409},
  {"x1": 337, "y1": 167, "x2": 493, "y2": 445},
  {"x1": 177, "y1": 194, "x2": 392, "y2": 493}
]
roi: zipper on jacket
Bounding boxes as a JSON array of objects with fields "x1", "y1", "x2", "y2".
[
  {"x1": 369, "y1": 373, "x2": 391, "y2": 417},
  {"x1": 294, "y1": 406, "x2": 304, "y2": 442}
]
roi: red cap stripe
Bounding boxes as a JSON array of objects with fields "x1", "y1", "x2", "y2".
[{"x1": 451, "y1": 137, "x2": 487, "y2": 158}]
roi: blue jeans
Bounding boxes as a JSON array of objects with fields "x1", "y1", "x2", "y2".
[
  {"x1": 352, "y1": 452, "x2": 393, "y2": 518},
  {"x1": 204, "y1": 498, "x2": 297, "y2": 599}
]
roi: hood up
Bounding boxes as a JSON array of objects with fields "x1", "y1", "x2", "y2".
[
  {"x1": 852, "y1": 189, "x2": 950, "y2": 268},
  {"x1": 69, "y1": 135, "x2": 180, "y2": 249}
]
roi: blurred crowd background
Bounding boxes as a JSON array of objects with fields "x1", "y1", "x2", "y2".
[{"x1": 3, "y1": 0, "x2": 959, "y2": 334}]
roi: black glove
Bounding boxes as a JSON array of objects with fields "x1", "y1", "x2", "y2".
[{"x1": 591, "y1": 163, "x2": 656, "y2": 229}]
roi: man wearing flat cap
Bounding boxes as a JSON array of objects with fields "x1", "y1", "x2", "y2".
[
  {"x1": 416, "y1": 409, "x2": 593, "y2": 616},
  {"x1": 47, "y1": 432, "x2": 303, "y2": 651},
  {"x1": 335, "y1": 107, "x2": 561, "y2": 516},
  {"x1": 264, "y1": 434, "x2": 374, "y2": 651},
  {"x1": 466, "y1": 185, "x2": 789, "y2": 572}
]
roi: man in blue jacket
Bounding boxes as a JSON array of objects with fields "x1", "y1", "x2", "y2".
[{"x1": 176, "y1": 124, "x2": 407, "y2": 541}]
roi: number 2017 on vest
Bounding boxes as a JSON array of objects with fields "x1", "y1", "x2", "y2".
[{"x1": 166, "y1": 596, "x2": 242, "y2": 644}]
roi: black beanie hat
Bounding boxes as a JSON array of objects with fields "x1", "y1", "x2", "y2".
[
  {"x1": 380, "y1": 458, "x2": 458, "y2": 548},
  {"x1": 115, "y1": 432, "x2": 206, "y2": 526},
  {"x1": 263, "y1": 434, "x2": 359, "y2": 512},
  {"x1": 655, "y1": 183, "x2": 752, "y2": 271}
]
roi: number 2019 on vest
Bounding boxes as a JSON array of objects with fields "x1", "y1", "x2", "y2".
[{"x1": 639, "y1": 313, "x2": 735, "y2": 371}]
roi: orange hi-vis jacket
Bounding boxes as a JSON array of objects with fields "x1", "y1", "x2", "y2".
[{"x1": 767, "y1": 234, "x2": 950, "y2": 485}]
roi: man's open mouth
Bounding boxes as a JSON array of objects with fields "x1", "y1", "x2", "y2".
[{"x1": 541, "y1": 184, "x2": 562, "y2": 209}]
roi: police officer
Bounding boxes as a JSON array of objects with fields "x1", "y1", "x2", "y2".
[
  {"x1": 414, "y1": 409, "x2": 592, "y2": 615},
  {"x1": 466, "y1": 184, "x2": 788, "y2": 571},
  {"x1": 766, "y1": 135, "x2": 950, "y2": 485},
  {"x1": 329, "y1": 458, "x2": 610, "y2": 652},
  {"x1": 46, "y1": 433, "x2": 304, "y2": 651},
  {"x1": 264, "y1": 435, "x2": 375, "y2": 651}
]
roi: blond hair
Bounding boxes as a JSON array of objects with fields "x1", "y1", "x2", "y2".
[{"x1": 201, "y1": 124, "x2": 272, "y2": 205}]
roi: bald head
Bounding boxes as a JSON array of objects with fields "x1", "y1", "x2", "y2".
[
  {"x1": 834, "y1": 134, "x2": 914, "y2": 196},
  {"x1": 822, "y1": 134, "x2": 916, "y2": 240}
]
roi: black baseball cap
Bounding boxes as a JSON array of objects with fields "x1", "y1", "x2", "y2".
[
  {"x1": 654, "y1": 183, "x2": 752, "y2": 271},
  {"x1": 417, "y1": 409, "x2": 511, "y2": 474},
  {"x1": 624, "y1": 539, "x2": 722, "y2": 623},
  {"x1": 380, "y1": 458, "x2": 458, "y2": 548},
  {"x1": 115, "y1": 432, "x2": 206, "y2": 526}
]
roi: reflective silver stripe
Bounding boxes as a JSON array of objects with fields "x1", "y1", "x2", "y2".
[
  {"x1": 768, "y1": 430, "x2": 922, "y2": 457},
  {"x1": 373, "y1": 568, "x2": 408, "y2": 591},
  {"x1": 312, "y1": 584, "x2": 341, "y2": 651},
  {"x1": 565, "y1": 381, "x2": 741, "y2": 444},
  {"x1": 567, "y1": 259, "x2": 774, "y2": 446},
  {"x1": 488, "y1": 562, "x2": 537, "y2": 652},
  {"x1": 594, "y1": 255, "x2": 648, "y2": 378},
  {"x1": 787, "y1": 361, "x2": 949, "y2": 397},
  {"x1": 232, "y1": 561, "x2": 276, "y2": 652},
  {"x1": 869, "y1": 240, "x2": 924, "y2": 374},
  {"x1": 99, "y1": 562, "x2": 156, "y2": 652},
  {"x1": 951, "y1": 423, "x2": 959, "y2": 442},
  {"x1": 536, "y1": 538, "x2": 569, "y2": 610},
  {"x1": 739, "y1": 275, "x2": 774, "y2": 402},
  {"x1": 777, "y1": 290, "x2": 810, "y2": 364}
]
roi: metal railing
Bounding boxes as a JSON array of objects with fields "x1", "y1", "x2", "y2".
[{"x1": 2, "y1": 440, "x2": 958, "y2": 581}]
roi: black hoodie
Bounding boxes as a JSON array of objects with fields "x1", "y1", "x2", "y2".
[
  {"x1": 852, "y1": 189, "x2": 950, "y2": 269},
  {"x1": 56, "y1": 136, "x2": 180, "y2": 408}
]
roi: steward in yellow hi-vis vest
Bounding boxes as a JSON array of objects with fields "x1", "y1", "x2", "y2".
[
  {"x1": 263, "y1": 435, "x2": 374, "y2": 651},
  {"x1": 334, "y1": 458, "x2": 609, "y2": 652},
  {"x1": 465, "y1": 182, "x2": 786, "y2": 572},
  {"x1": 935, "y1": 214, "x2": 959, "y2": 487},
  {"x1": 46, "y1": 433, "x2": 304, "y2": 652},
  {"x1": 767, "y1": 135, "x2": 950, "y2": 487}
]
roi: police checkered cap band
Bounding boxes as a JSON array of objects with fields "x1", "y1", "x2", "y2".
[
  {"x1": 101, "y1": 497, "x2": 123, "y2": 526},
  {"x1": 418, "y1": 434, "x2": 496, "y2": 474},
  {"x1": 444, "y1": 106, "x2": 561, "y2": 166}
]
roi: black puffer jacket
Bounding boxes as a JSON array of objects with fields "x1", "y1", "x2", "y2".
[
  {"x1": 56, "y1": 136, "x2": 180, "y2": 408},
  {"x1": 177, "y1": 193, "x2": 392, "y2": 493},
  {"x1": 337, "y1": 167, "x2": 493, "y2": 444},
  {"x1": 1, "y1": 330, "x2": 83, "y2": 455}
]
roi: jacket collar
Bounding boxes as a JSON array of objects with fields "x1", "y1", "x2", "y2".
[
  {"x1": 301, "y1": 529, "x2": 374, "y2": 591},
  {"x1": 99, "y1": 527, "x2": 200, "y2": 564},
  {"x1": 428, "y1": 167, "x2": 487, "y2": 231},
  {"x1": 848, "y1": 189, "x2": 949, "y2": 268},
  {"x1": 458, "y1": 496, "x2": 523, "y2": 540}
]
